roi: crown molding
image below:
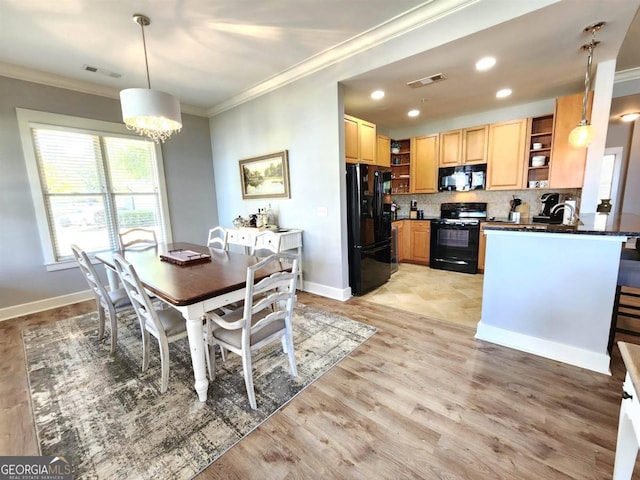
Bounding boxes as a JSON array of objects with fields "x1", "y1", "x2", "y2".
[
  {"x1": 206, "y1": 0, "x2": 480, "y2": 117},
  {"x1": 615, "y1": 67, "x2": 640, "y2": 84},
  {"x1": 0, "y1": 61, "x2": 208, "y2": 117}
]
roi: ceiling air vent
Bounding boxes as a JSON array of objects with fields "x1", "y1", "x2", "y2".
[
  {"x1": 83, "y1": 64, "x2": 122, "y2": 79},
  {"x1": 407, "y1": 73, "x2": 446, "y2": 88}
]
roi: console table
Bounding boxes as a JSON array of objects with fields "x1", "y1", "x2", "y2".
[{"x1": 225, "y1": 227, "x2": 304, "y2": 289}]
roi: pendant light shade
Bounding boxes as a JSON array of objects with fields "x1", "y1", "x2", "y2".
[
  {"x1": 120, "y1": 14, "x2": 182, "y2": 143},
  {"x1": 568, "y1": 22, "x2": 604, "y2": 148},
  {"x1": 568, "y1": 121, "x2": 594, "y2": 148},
  {"x1": 120, "y1": 88, "x2": 182, "y2": 142}
]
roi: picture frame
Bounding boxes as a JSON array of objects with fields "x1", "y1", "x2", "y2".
[{"x1": 239, "y1": 150, "x2": 291, "y2": 200}]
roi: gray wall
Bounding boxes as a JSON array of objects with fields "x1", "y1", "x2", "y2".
[{"x1": 0, "y1": 76, "x2": 216, "y2": 311}]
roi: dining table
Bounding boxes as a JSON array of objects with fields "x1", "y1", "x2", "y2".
[{"x1": 96, "y1": 242, "x2": 287, "y2": 402}]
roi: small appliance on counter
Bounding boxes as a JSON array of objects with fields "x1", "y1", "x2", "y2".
[
  {"x1": 532, "y1": 192, "x2": 560, "y2": 223},
  {"x1": 409, "y1": 200, "x2": 418, "y2": 219},
  {"x1": 509, "y1": 196, "x2": 522, "y2": 223}
]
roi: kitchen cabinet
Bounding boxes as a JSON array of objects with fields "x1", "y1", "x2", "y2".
[
  {"x1": 393, "y1": 220, "x2": 408, "y2": 262},
  {"x1": 411, "y1": 134, "x2": 438, "y2": 194},
  {"x1": 439, "y1": 130, "x2": 462, "y2": 167},
  {"x1": 409, "y1": 220, "x2": 430, "y2": 265},
  {"x1": 524, "y1": 114, "x2": 554, "y2": 189},
  {"x1": 486, "y1": 118, "x2": 527, "y2": 190},
  {"x1": 376, "y1": 134, "x2": 390, "y2": 167},
  {"x1": 463, "y1": 125, "x2": 489, "y2": 164},
  {"x1": 438, "y1": 126, "x2": 488, "y2": 167},
  {"x1": 390, "y1": 138, "x2": 411, "y2": 194},
  {"x1": 345, "y1": 114, "x2": 376, "y2": 164},
  {"x1": 549, "y1": 92, "x2": 593, "y2": 189}
]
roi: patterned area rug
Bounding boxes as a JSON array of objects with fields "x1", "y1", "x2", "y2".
[{"x1": 23, "y1": 304, "x2": 376, "y2": 479}]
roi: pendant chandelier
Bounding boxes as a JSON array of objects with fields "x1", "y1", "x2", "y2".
[
  {"x1": 120, "y1": 14, "x2": 182, "y2": 143},
  {"x1": 568, "y1": 21, "x2": 605, "y2": 148}
]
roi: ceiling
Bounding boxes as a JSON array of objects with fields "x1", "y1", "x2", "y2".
[
  {"x1": 342, "y1": 1, "x2": 640, "y2": 131},
  {"x1": 0, "y1": 0, "x2": 639, "y2": 129}
]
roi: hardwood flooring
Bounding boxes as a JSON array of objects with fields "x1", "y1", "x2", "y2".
[{"x1": 2, "y1": 293, "x2": 640, "y2": 479}]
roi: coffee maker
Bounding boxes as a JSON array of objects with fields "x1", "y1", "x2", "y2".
[{"x1": 532, "y1": 193, "x2": 560, "y2": 223}]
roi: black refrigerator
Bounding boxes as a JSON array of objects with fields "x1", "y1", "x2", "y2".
[{"x1": 346, "y1": 163, "x2": 392, "y2": 296}]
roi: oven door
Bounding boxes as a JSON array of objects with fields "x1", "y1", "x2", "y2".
[{"x1": 430, "y1": 221, "x2": 480, "y2": 274}]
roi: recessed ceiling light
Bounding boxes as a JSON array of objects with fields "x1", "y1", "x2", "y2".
[
  {"x1": 371, "y1": 90, "x2": 385, "y2": 100},
  {"x1": 408, "y1": 109, "x2": 420, "y2": 117},
  {"x1": 476, "y1": 56, "x2": 496, "y2": 71},
  {"x1": 496, "y1": 88, "x2": 512, "y2": 98},
  {"x1": 621, "y1": 112, "x2": 640, "y2": 122}
]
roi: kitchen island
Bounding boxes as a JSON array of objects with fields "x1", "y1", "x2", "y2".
[{"x1": 476, "y1": 213, "x2": 640, "y2": 374}]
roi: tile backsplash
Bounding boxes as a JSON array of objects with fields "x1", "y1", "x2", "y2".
[{"x1": 392, "y1": 188, "x2": 581, "y2": 220}]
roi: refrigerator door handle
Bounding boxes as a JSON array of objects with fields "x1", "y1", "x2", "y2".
[{"x1": 354, "y1": 240, "x2": 391, "y2": 250}]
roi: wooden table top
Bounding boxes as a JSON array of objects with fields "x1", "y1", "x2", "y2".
[
  {"x1": 96, "y1": 242, "x2": 285, "y2": 306},
  {"x1": 619, "y1": 341, "x2": 640, "y2": 392}
]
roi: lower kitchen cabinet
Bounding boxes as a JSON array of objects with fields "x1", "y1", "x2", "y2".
[
  {"x1": 409, "y1": 220, "x2": 431, "y2": 265},
  {"x1": 393, "y1": 220, "x2": 407, "y2": 262}
]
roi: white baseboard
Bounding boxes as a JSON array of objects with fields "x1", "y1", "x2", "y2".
[
  {"x1": 0, "y1": 290, "x2": 94, "y2": 322},
  {"x1": 302, "y1": 281, "x2": 351, "y2": 302},
  {"x1": 475, "y1": 321, "x2": 611, "y2": 375},
  {"x1": 1, "y1": 281, "x2": 352, "y2": 322}
]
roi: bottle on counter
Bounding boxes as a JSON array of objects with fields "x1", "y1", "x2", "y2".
[{"x1": 266, "y1": 203, "x2": 276, "y2": 227}]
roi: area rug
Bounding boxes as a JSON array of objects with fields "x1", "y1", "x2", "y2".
[{"x1": 22, "y1": 303, "x2": 376, "y2": 479}]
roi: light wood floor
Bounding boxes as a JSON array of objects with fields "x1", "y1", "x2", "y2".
[{"x1": 2, "y1": 293, "x2": 640, "y2": 479}]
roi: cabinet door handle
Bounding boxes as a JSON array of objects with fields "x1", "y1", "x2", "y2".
[{"x1": 623, "y1": 390, "x2": 633, "y2": 400}]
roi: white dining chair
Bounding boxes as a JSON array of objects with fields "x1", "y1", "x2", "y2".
[
  {"x1": 119, "y1": 227, "x2": 158, "y2": 250},
  {"x1": 114, "y1": 253, "x2": 188, "y2": 394},
  {"x1": 207, "y1": 226, "x2": 228, "y2": 250},
  {"x1": 204, "y1": 252, "x2": 299, "y2": 409},
  {"x1": 71, "y1": 244, "x2": 132, "y2": 353}
]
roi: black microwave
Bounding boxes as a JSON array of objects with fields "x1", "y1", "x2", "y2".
[{"x1": 438, "y1": 164, "x2": 486, "y2": 191}]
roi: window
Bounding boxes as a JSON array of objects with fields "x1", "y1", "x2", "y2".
[{"x1": 17, "y1": 109, "x2": 172, "y2": 269}]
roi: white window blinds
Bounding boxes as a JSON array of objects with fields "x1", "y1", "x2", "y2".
[{"x1": 32, "y1": 127, "x2": 165, "y2": 262}]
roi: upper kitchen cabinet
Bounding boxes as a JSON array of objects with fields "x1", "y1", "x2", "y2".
[
  {"x1": 345, "y1": 114, "x2": 376, "y2": 164},
  {"x1": 438, "y1": 130, "x2": 462, "y2": 167},
  {"x1": 462, "y1": 125, "x2": 489, "y2": 165},
  {"x1": 438, "y1": 125, "x2": 488, "y2": 167},
  {"x1": 376, "y1": 134, "x2": 390, "y2": 167},
  {"x1": 549, "y1": 92, "x2": 593, "y2": 189},
  {"x1": 411, "y1": 134, "x2": 438, "y2": 194},
  {"x1": 391, "y1": 138, "x2": 411, "y2": 194},
  {"x1": 486, "y1": 118, "x2": 527, "y2": 190},
  {"x1": 524, "y1": 114, "x2": 554, "y2": 189}
]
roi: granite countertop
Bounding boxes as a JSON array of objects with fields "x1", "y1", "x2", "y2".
[{"x1": 483, "y1": 213, "x2": 640, "y2": 237}]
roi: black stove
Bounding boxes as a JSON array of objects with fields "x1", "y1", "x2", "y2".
[
  {"x1": 436, "y1": 202, "x2": 487, "y2": 223},
  {"x1": 430, "y1": 202, "x2": 486, "y2": 274}
]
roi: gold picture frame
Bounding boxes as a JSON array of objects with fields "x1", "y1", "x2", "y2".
[{"x1": 239, "y1": 150, "x2": 290, "y2": 199}]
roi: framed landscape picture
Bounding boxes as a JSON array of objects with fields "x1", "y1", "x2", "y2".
[{"x1": 239, "y1": 150, "x2": 291, "y2": 199}]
